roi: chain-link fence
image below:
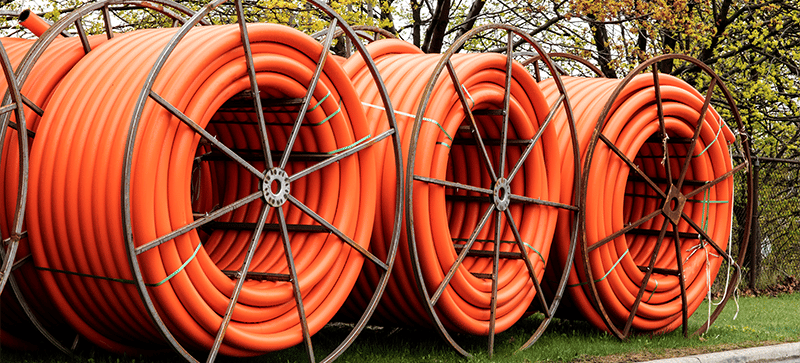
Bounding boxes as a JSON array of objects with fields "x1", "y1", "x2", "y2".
[{"x1": 745, "y1": 157, "x2": 800, "y2": 288}]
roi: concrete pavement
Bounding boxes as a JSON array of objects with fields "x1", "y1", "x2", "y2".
[{"x1": 643, "y1": 341, "x2": 800, "y2": 363}]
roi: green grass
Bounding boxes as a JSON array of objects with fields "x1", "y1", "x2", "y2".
[{"x1": 2, "y1": 292, "x2": 799, "y2": 362}]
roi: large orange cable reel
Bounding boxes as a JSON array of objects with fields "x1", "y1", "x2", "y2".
[
  {"x1": 26, "y1": 0, "x2": 402, "y2": 362},
  {"x1": 539, "y1": 55, "x2": 752, "y2": 338},
  {"x1": 0, "y1": 1, "x2": 209, "y2": 354},
  {"x1": 344, "y1": 24, "x2": 580, "y2": 358}
]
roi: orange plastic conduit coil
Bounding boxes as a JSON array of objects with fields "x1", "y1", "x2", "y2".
[
  {"x1": 27, "y1": 23, "x2": 375, "y2": 356},
  {"x1": 0, "y1": 35, "x2": 107, "y2": 349},
  {"x1": 540, "y1": 75, "x2": 734, "y2": 334},
  {"x1": 343, "y1": 39, "x2": 560, "y2": 335}
]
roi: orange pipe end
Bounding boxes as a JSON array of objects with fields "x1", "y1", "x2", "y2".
[{"x1": 19, "y1": 9, "x2": 50, "y2": 37}]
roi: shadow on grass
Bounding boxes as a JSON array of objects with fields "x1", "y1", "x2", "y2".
[{"x1": 2, "y1": 293, "x2": 798, "y2": 362}]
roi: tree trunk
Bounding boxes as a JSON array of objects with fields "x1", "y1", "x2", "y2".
[
  {"x1": 412, "y1": 0, "x2": 422, "y2": 48},
  {"x1": 590, "y1": 18, "x2": 616, "y2": 78},
  {"x1": 452, "y1": 0, "x2": 486, "y2": 42},
  {"x1": 422, "y1": 0, "x2": 451, "y2": 53}
]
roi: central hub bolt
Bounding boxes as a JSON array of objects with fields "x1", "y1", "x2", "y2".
[
  {"x1": 262, "y1": 168, "x2": 290, "y2": 207},
  {"x1": 661, "y1": 185, "x2": 687, "y2": 225},
  {"x1": 493, "y1": 177, "x2": 511, "y2": 211}
]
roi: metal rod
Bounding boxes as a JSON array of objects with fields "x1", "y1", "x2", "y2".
[
  {"x1": 200, "y1": 150, "x2": 330, "y2": 163},
  {"x1": 221, "y1": 270, "x2": 291, "y2": 282},
  {"x1": 452, "y1": 245, "x2": 524, "y2": 259},
  {"x1": 6, "y1": 121, "x2": 34, "y2": 139},
  {"x1": 102, "y1": 5, "x2": 114, "y2": 39},
  {"x1": 430, "y1": 204, "x2": 494, "y2": 306},
  {"x1": 505, "y1": 209, "x2": 549, "y2": 317},
  {"x1": 74, "y1": 19, "x2": 92, "y2": 54},
  {"x1": 206, "y1": 203, "x2": 270, "y2": 363},
  {"x1": 280, "y1": 20, "x2": 337, "y2": 170},
  {"x1": 680, "y1": 212, "x2": 735, "y2": 264},
  {"x1": 507, "y1": 93, "x2": 565, "y2": 183},
  {"x1": 627, "y1": 228, "x2": 700, "y2": 240},
  {"x1": 287, "y1": 194, "x2": 388, "y2": 270},
  {"x1": 149, "y1": 90, "x2": 265, "y2": 179},
  {"x1": 675, "y1": 78, "x2": 717, "y2": 190},
  {"x1": 136, "y1": 191, "x2": 261, "y2": 255},
  {"x1": 672, "y1": 228, "x2": 689, "y2": 337},
  {"x1": 488, "y1": 210, "x2": 501, "y2": 358},
  {"x1": 628, "y1": 175, "x2": 707, "y2": 187},
  {"x1": 414, "y1": 175, "x2": 493, "y2": 195},
  {"x1": 0, "y1": 102, "x2": 17, "y2": 115},
  {"x1": 588, "y1": 209, "x2": 662, "y2": 253},
  {"x1": 636, "y1": 265, "x2": 680, "y2": 276},
  {"x1": 508, "y1": 193, "x2": 579, "y2": 211},
  {"x1": 11, "y1": 251, "x2": 31, "y2": 271},
  {"x1": 447, "y1": 60, "x2": 497, "y2": 182},
  {"x1": 622, "y1": 218, "x2": 669, "y2": 336},
  {"x1": 652, "y1": 65, "x2": 673, "y2": 183},
  {"x1": 599, "y1": 133, "x2": 668, "y2": 199},
  {"x1": 21, "y1": 95, "x2": 44, "y2": 116},
  {"x1": 277, "y1": 207, "x2": 315, "y2": 362},
  {"x1": 290, "y1": 128, "x2": 394, "y2": 182},
  {"x1": 204, "y1": 221, "x2": 329, "y2": 233},
  {"x1": 451, "y1": 137, "x2": 531, "y2": 146},
  {"x1": 499, "y1": 30, "x2": 513, "y2": 178},
  {"x1": 235, "y1": 0, "x2": 274, "y2": 169},
  {"x1": 683, "y1": 162, "x2": 746, "y2": 200}
]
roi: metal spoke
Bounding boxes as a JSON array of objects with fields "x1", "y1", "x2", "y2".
[
  {"x1": 289, "y1": 128, "x2": 394, "y2": 182},
  {"x1": 277, "y1": 207, "x2": 315, "y2": 362},
  {"x1": 280, "y1": 19, "x2": 337, "y2": 170},
  {"x1": 684, "y1": 162, "x2": 746, "y2": 200},
  {"x1": 135, "y1": 191, "x2": 261, "y2": 255},
  {"x1": 101, "y1": 5, "x2": 114, "y2": 39},
  {"x1": 414, "y1": 175, "x2": 493, "y2": 196},
  {"x1": 430, "y1": 204, "x2": 495, "y2": 306},
  {"x1": 235, "y1": 0, "x2": 274, "y2": 169},
  {"x1": 0, "y1": 238, "x2": 19, "y2": 293},
  {"x1": 508, "y1": 193, "x2": 579, "y2": 211},
  {"x1": 675, "y1": 79, "x2": 717, "y2": 190},
  {"x1": 680, "y1": 211, "x2": 735, "y2": 263},
  {"x1": 21, "y1": 95, "x2": 44, "y2": 116},
  {"x1": 206, "y1": 203, "x2": 270, "y2": 363},
  {"x1": 600, "y1": 133, "x2": 668, "y2": 199},
  {"x1": 287, "y1": 194, "x2": 387, "y2": 270},
  {"x1": 149, "y1": 90, "x2": 264, "y2": 179},
  {"x1": 0, "y1": 102, "x2": 17, "y2": 116},
  {"x1": 588, "y1": 209, "x2": 662, "y2": 253},
  {"x1": 507, "y1": 94, "x2": 564, "y2": 183},
  {"x1": 446, "y1": 60, "x2": 497, "y2": 182},
  {"x1": 74, "y1": 20, "x2": 92, "y2": 54},
  {"x1": 504, "y1": 208, "x2": 549, "y2": 317},
  {"x1": 488, "y1": 210, "x2": 501, "y2": 358},
  {"x1": 499, "y1": 30, "x2": 513, "y2": 178},
  {"x1": 622, "y1": 218, "x2": 669, "y2": 336},
  {"x1": 11, "y1": 253, "x2": 31, "y2": 272},
  {"x1": 652, "y1": 65, "x2": 672, "y2": 183},
  {"x1": 6, "y1": 121, "x2": 35, "y2": 138},
  {"x1": 672, "y1": 228, "x2": 689, "y2": 337}
]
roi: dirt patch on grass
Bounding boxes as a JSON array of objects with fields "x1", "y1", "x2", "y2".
[{"x1": 571, "y1": 341, "x2": 788, "y2": 362}]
